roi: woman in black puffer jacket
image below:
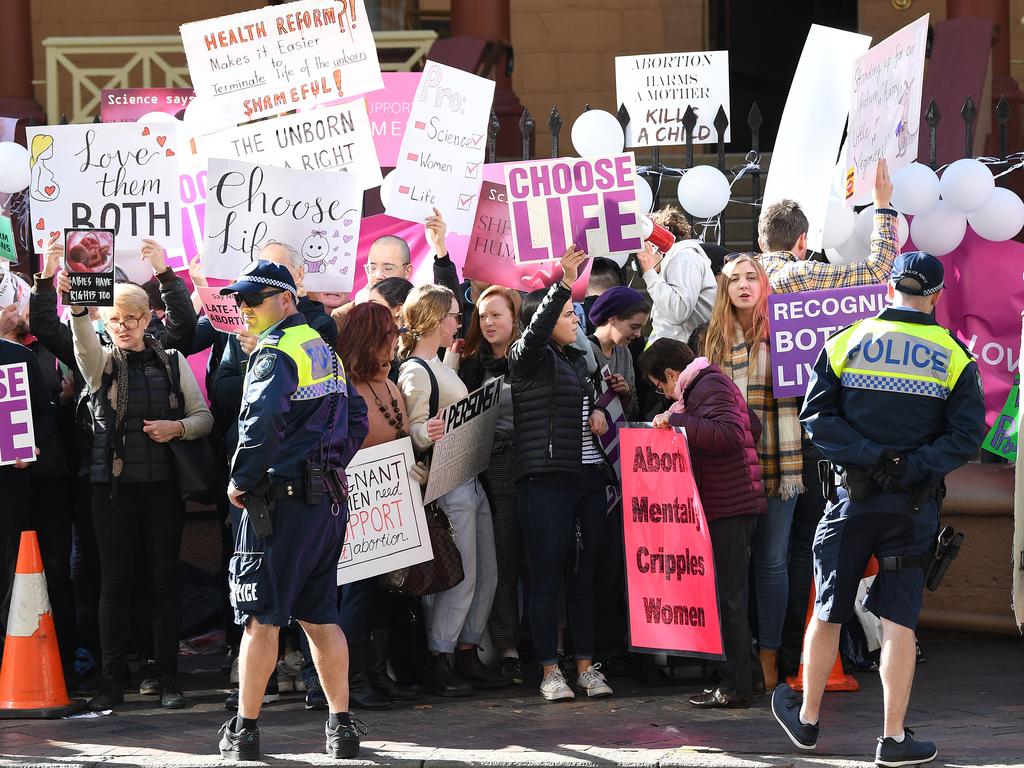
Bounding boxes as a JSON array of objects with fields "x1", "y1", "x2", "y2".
[{"x1": 507, "y1": 247, "x2": 614, "y2": 703}]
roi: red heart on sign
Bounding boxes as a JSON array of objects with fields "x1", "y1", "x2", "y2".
[
  {"x1": 35, "y1": 217, "x2": 44, "y2": 230},
  {"x1": 37, "y1": 239, "x2": 43, "y2": 248},
  {"x1": 44, "y1": 185, "x2": 55, "y2": 196},
  {"x1": 50, "y1": 231, "x2": 59, "y2": 239},
  {"x1": 165, "y1": 148, "x2": 175, "y2": 157},
  {"x1": 156, "y1": 136, "x2": 167, "y2": 147},
  {"x1": 142, "y1": 127, "x2": 150, "y2": 136}
]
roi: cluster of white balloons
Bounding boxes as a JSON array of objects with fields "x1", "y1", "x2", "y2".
[
  {"x1": 824, "y1": 159, "x2": 1024, "y2": 263},
  {"x1": 0, "y1": 142, "x2": 30, "y2": 194}
]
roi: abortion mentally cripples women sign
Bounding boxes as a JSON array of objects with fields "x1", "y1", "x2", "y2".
[
  {"x1": 620, "y1": 426, "x2": 723, "y2": 659},
  {"x1": 505, "y1": 154, "x2": 644, "y2": 262}
]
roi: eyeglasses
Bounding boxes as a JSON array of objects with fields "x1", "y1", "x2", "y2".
[
  {"x1": 365, "y1": 262, "x2": 405, "y2": 275},
  {"x1": 233, "y1": 288, "x2": 286, "y2": 308},
  {"x1": 106, "y1": 314, "x2": 144, "y2": 331},
  {"x1": 447, "y1": 312, "x2": 463, "y2": 322}
]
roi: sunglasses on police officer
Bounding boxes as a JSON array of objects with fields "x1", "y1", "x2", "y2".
[{"x1": 233, "y1": 288, "x2": 287, "y2": 308}]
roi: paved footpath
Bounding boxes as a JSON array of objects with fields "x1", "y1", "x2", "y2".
[{"x1": 0, "y1": 637, "x2": 1021, "y2": 768}]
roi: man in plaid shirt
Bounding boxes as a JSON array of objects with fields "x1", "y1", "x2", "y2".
[{"x1": 758, "y1": 159, "x2": 897, "y2": 294}]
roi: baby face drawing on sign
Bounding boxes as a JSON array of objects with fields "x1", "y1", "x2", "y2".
[
  {"x1": 30, "y1": 135, "x2": 60, "y2": 203},
  {"x1": 302, "y1": 230, "x2": 334, "y2": 274}
]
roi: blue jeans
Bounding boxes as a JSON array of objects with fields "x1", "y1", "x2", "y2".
[
  {"x1": 517, "y1": 466, "x2": 609, "y2": 666},
  {"x1": 753, "y1": 495, "x2": 798, "y2": 650}
]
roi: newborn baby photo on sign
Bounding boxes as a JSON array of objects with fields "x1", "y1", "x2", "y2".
[{"x1": 64, "y1": 228, "x2": 115, "y2": 306}]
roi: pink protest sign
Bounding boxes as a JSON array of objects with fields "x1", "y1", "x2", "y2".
[
  {"x1": 100, "y1": 88, "x2": 195, "y2": 123},
  {"x1": 360, "y1": 73, "x2": 420, "y2": 167},
  {"x1": 197, "y1": 285, "x2": 244, "y2": 334},
  {"x1": 462, "y1": 164, "x2": 591, "y2": 299},
  {"x1": 505, "y1": 153, "x2": 644, "y2": 262},
  {"x1": 620, "y1": 426, "x2": 723, "y2": 659},
  {"x1": 0, "y1": 362, "x2": 36, "y2": 467}
]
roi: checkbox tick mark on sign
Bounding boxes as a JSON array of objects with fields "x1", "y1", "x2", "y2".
[
  {"x1": 465, "y1": 161, "x2": 481, "y2": 178},
  {"x1": 458, "y1": 193, "x2": 476, "y2": 211},
  {"x1": 471, "y1": 133, "x2": 484, "y2": 146}
]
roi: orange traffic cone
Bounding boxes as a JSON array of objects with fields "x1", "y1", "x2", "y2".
[
  {"x1": 0, "y1": 531, "x2": 86, "y2": 718},
  {"x1": 785, "y1": 558, "x2": 879, "y2": 693}
]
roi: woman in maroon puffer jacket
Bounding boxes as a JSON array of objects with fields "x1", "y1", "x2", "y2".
[{"x1": 639, "y1": 338, "x2": 767, "y2": 709}]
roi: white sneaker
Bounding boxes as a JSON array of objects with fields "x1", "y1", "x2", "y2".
[
  {"x1": 275, "y1": 661, "x2": 296, "y2": 693},
  {"x1": 576, "y1": 663, "x2": 613, "y2": 698},
  {"x1": 283, "y1": 650, "x2": 306, "y2": 692},
  {"x1": 540, "y1": 667, "x2": 575, "y2": 702},
  {"x1": 229, "y1": 656, "x2": 240, "y2": 685}
]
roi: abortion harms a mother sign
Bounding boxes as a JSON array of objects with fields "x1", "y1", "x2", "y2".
[
  {"x1": 26, "y1": 124, "x2": 182, "y2": 254},
  {"x1": 505, "y1": 154, "x2": 643, "y2": 262}
]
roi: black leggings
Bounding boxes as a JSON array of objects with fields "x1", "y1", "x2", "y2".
[{"x1": 92, "y1": 482, "x2": 184, "y2": 680}]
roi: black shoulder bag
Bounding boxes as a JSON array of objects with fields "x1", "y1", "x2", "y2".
[{"x1": 167, "y1": 352, "x2": 224, "y2": 504}]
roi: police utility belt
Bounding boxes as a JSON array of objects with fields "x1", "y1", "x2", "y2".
[{"x1": 817, "y1": 460, "x2": 963, "y2": 592}]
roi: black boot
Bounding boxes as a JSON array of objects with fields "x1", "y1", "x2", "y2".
[
  {"x1": 454, "y1": 647, "x2": 512, "y2": 689},
  {"x1": 423, "y1": 653, "x2": 472, "y2": 697},
  {"x1": 366, "y1": 630, "x2": 417, "y2": 701},
  {"x1": 348, "y1": 639, "x2": 392, "y2": 710},
  {"x1": 88, "y1": 676, "x2": 124, "y2": 711}
]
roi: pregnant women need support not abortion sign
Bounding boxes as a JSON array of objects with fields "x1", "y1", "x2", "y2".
[
  {"x1": 338, "y1": 437, "x2": 432, "y2": 585},
  {"x1": 505, "y1": 154, "x2": 643, "y2": 262},
  {"x1": 620, "y1": 426, "x2": 723, "y2": 659}
]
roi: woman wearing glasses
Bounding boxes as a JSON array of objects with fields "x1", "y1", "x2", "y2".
[
  {"x1": 397, "y1": 284, "x2": 507, "y2": 696},
  {"x1": 62, "y1": 275, "x2": 213, "y2": 710}
]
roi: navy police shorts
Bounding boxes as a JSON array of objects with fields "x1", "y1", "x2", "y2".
[
  {"x1": 812, "y1": 488, "x2": 938, "y2": 630},
  {"x1": 229, "y1": 489, "x2": 348, "y2": 627}
]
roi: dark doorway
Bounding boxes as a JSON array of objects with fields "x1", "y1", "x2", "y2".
[{"x1": 710, "y1": 0, "x2": 859, "y2": 151}]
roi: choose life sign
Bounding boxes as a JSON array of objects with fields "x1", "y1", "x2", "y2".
[
  {"x1": 505, "y1": 154, "x2": 643, "y2": 262},
  {"x1": 0, "y1": 362, "x2": 36, "y2": 467}
]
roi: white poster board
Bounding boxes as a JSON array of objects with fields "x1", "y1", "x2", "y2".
[
  {"x1": 385, "y1": 61, "x2": 495, "y2": 234},
  {"x1": 194, "y1": 100, "x2": 382, "y2": 190},
  {"x1": 844, "y1": 15, "x2": 929, "y2": 206},
  {"x1": 0, "y1": 362, "x2": 36, "y2": 467},
  {"x1": 338, "y1": 437, "x2": 433, "y2": 585},
  {"x1": 180, "y1": 0, "x2": 382, "y2": 128},
  {"x1": 202, "y1": 157, "x2": 362, "y2": 292},
  {"x1": 762, "y1": 25, "x2": 871, "y2": 252},
  {"x1": 423, "y1": 377, "x2": 502, "y2": 504},
  {"x1": 615, "y1": 51, "x2": 730, "y2": 147},
  {"x1": 25, "y1": 124, "x2": 183, "y2": 254}
]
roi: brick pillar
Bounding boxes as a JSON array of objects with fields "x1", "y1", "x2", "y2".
[
  {"x1": 451, "y1": 0, "x2": 530, "y2": 159},
  {"x1": 0, "y1": 0, "x2": 44, "y2": 123}
]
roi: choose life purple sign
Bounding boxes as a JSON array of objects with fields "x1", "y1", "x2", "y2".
[
  {"x1": 505, "y1": 154, "x2": 644, "y2": 262},
  {"x1": 769, "y1": 284, "x2": 890, "y2": 397}
]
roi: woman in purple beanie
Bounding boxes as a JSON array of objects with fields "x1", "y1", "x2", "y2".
[{"x1": 587, "y1": 286, "x2": 650, "y2": 421}]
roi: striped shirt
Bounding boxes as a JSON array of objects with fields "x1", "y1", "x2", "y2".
[{"x1": 582, "y1": 402, "x2": 604, "y2": 465}]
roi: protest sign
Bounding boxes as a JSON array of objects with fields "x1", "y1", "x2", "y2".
[
  {"x1": 620, "y1": 426, "x2": 723, "y2": 659},
  {"x1": 197, "y1": 285, "x2": 245, "y2": 333},
  {"x1": 505, "y1": 154, "x2": 643, "y2": 262},
  {"x1": 983, "y1": 374, "x2": 1018, "y2": 461},
  {"x1": 763, "y1": 25, "x2": 871, "y2": 251},
  {"x1": 423, "y1": 377, "x2": 502, "y2": 504},
  {"x1": 615, "y1": 51, "x2": 730, "y2": 148},
  {"x1": 385, "y1": 61, "x2": 495, "y2": 234},
  {"x1": 338, "y1": 437, "x2": 433, "y2": 585},
  {"x1": 769, "y1": 284, "x2": 889, "y2": 397},
  {"x1": 194, "y1": 100, "x2": 382, "y2": 190},
  {"x1": 100, "y1": 88, "x2": 195, "y2": 123},
  {"x1": 25, "y1": 124, "x2": 182, "y2": 255},
  {"x1": 0, "y1": 216, "x2": 15, "y2": 262},
  {"x1": 202, "y1": 157, "x2": 362, "y2": 292},
  {"x1": 0, "y1": 270, "x2": 29, "y2": 312},
  {"x1": 180, "y1": 0, "x2": 382, "y2": 127},
  {"x1": 844, "y1": 15, "x2": 928, "y2": 205},
  {"x1": 64, "y1": 228, "x2": 115, "y2": 307},
  {"x1": 359, "y1": 72, "x2": 421, "y2": 167},
  {"x1": 0, "y1": 362, "x2": 36, "y2": 467},
  {"x1": 596, "y1": 369, "x2": 628, "y2": 510}
]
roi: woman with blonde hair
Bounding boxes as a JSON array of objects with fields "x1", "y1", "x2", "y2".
[
  {"x1": 702, "y1": 253, "x2": 803, "y2": 691},
  {"x1": 397, "y1": 283, "x2": 507, "y2": 696},
  {"x1": 62, "y1": 274, "x2": 213, "y2": 710}
]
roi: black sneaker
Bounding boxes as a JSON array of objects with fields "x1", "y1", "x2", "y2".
[
  {"x1": 138, "y1": 660, "x2": 160, "y2": 695},
  {"x1": 325, "y1": 716, "x2": 368, "y2": 759},
  {"x1": 454, "y1": 648, "x2": 511, "y2": 689},
  {"x1": 224, "y1": 677, "x2": 280, "y2": 711},
  {"x1": 875, "y1": 729, "x2": 937, "y2": 767},
  {"x1": 88, "y1": 677, "x2": 124, "y2": 711},
  {"x1": 501, "y1": 657, "x2": 524, "y2": 685},
  {"x1": 771, "y1": 683, "x2": 819, "y2": 750},
  {"x1": 218, "y1": 717, "x2": 260, "y2": 761},
  {"x1": 305, "y1": 678, "x2": 328, "y2": 711},
  {"x1": 159, "y1": 676, "x2": 188, "y2": 709}
]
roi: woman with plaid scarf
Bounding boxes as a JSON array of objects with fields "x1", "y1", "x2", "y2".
[{"x1": 702, "y1": 254, "x2": 804, "y2": 691}]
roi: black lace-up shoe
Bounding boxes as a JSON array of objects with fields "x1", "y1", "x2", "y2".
[
  {"x1": 325, "y1": 716, "x2": 368, "y2": 759},
  {"x1": 875, "y1": 729, "x2": 937, "y2": 767},
  {"x1": 218, "y1": 718, "x2": 260, "y2": 761},
  {"x1": 771, "y1": 683, "x2": 819, "y2": 750}
]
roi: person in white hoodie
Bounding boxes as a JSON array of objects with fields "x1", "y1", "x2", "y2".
[{"x1": 637, "y1": 206, "x2": 717, "y2": 344}]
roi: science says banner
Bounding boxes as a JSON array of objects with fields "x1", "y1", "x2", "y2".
[{"x1": 620, "y1": 426, "x2": 723, "y2": 659}]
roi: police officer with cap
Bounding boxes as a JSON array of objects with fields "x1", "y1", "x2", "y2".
[
  {"x1": 216, "y1": 260, "x2": 368, "y2": 761},
  {"x1": 771, "y1": 252, "x2": 986, "y2": 766}
]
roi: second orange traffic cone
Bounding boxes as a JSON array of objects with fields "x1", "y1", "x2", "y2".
[{"x1": 0, "y1": 531, "x2": 86, "y2": 718}]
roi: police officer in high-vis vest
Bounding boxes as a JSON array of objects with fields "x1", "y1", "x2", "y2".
[
  {"x1": 215, "y1": 260, "x2": 368, "y2": 762},
  {"x1": 771, "y1": 252, "x2": 985, "y2": 767}
]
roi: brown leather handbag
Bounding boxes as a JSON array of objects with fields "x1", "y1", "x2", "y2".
[{"x1": 378, "y1": 503, "x2": 464, "y2": 596}]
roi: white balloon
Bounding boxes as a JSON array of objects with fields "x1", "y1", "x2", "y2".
[
  {"x1": 853, "y1": 206, "x2": 875, "y2": 244},
  {"x1": 826, "y1": 236, "x2": 870, "y2": 265},
  {"x1": 891, "y1": 162, "x2": 940, "y2": 215},
  {"x1": 822, "y1": 198, "x2": 856, "y2": 249},
  {"x1": 677, "y1": 165, "x2": 731, "y2": 219},
  {"x1": 909, "y1": 200, "x2": 967, "y2": 256},
  {"x1": 967, "y1": 187, "x2": 1024, "y2": 241},
  {"x1": 939, "y1": 158, "x2": 995, "y2": 213},
  {"x1": 896, "y1": 212, "x2": 910, "y2": 248},
  {"x1": 379, "y1": 170, "x2": 395, "y2": 208},
  {"x1": 570, "y1": 110, "x2": 624, "y2": 157},
  {"x1": 641, "y1": 215, "x2": 654, "y2": 239},
  {"x1": 635, "y1": 175, "x2": 654, "y2": 214},
  {"x1": 183, "y1": 97, "x2": 233, "y2": 136},
  {"x1": 604, "y1": 252, "x2": 629, "y2": 267},
  {"x1": 137, "y1": 111, "x2": 179, "y2": 124},
  {"x1": 0, "y1": 142, "x2": 30, "y2": 194}
]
